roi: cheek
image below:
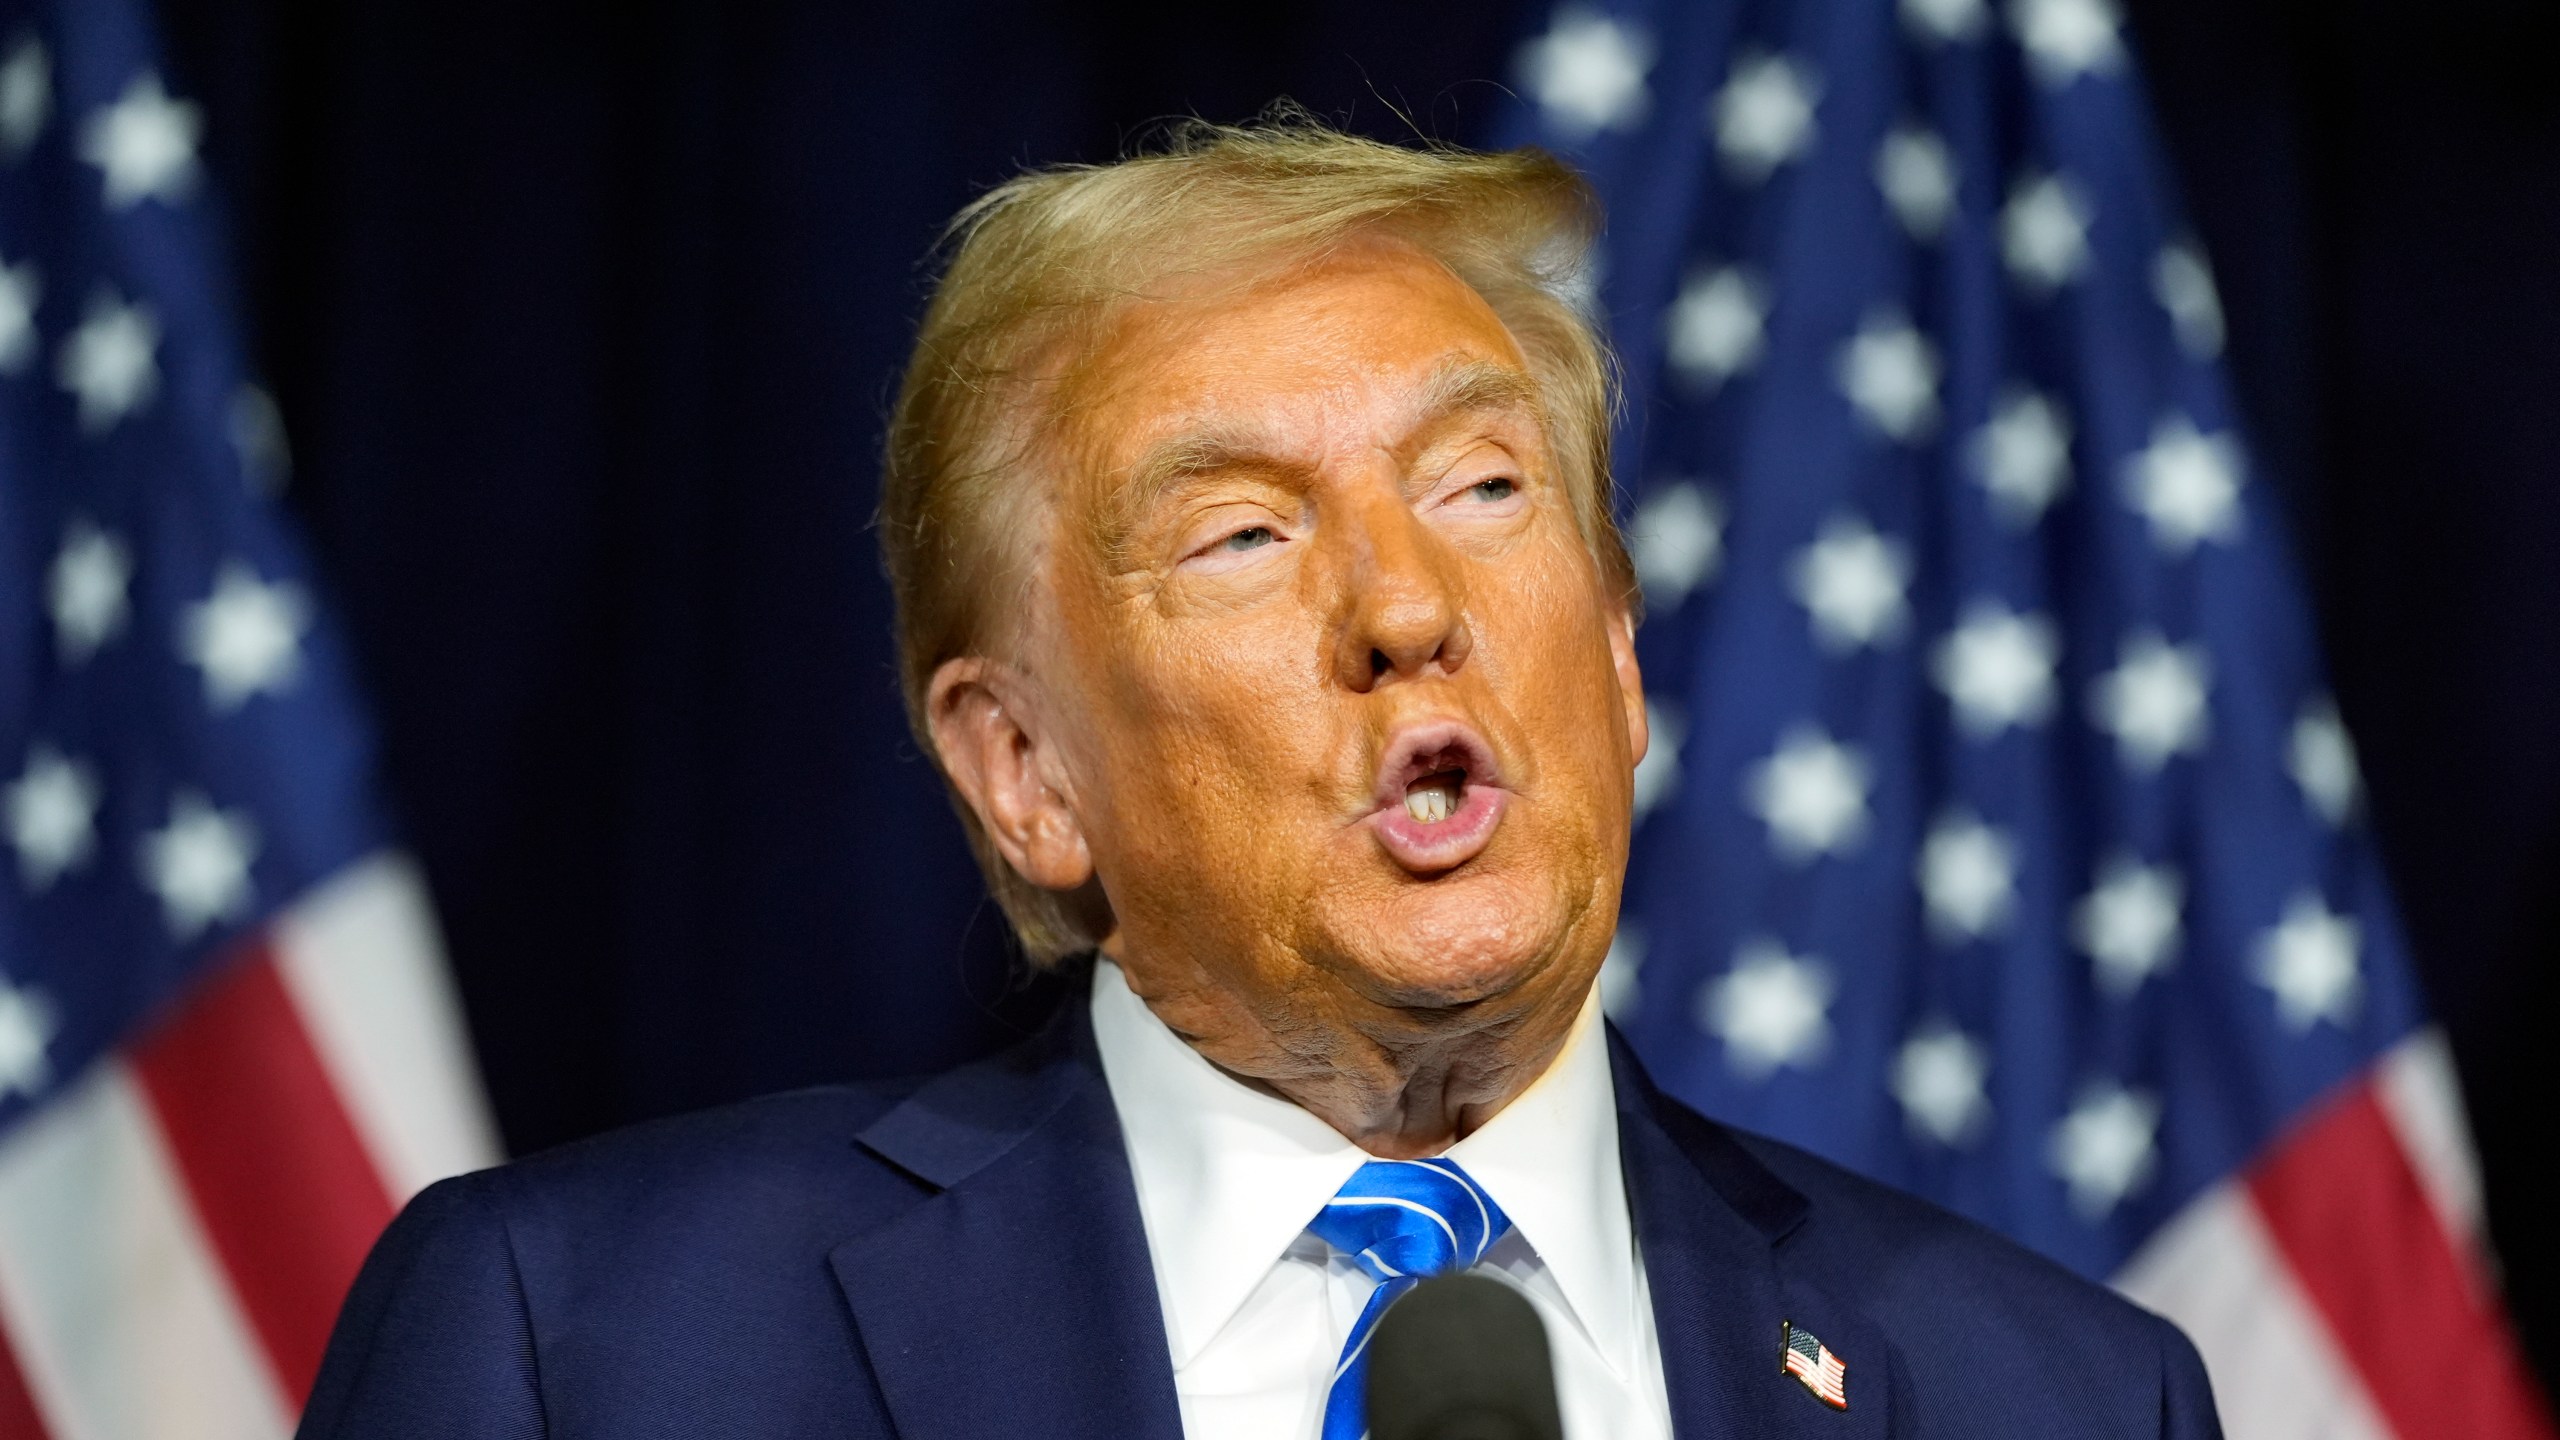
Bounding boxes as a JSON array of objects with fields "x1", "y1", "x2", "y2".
[
  {"x1": 1489, "y1": 559, "x2": 1636, "y2": 760},
  {"x1": 1080, "y1": 616, "x2": 1341, "y2": 880}
]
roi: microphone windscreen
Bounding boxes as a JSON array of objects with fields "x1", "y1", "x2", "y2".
[{"x1": 1365, "y1": 1273, "x2": 1565, "y2": 1440}]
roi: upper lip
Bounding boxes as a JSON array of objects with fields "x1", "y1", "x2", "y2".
[{"x1": 1368, "y1": 720, "x2": 1504, "y2": 814}]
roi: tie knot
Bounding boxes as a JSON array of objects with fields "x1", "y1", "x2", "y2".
[{"x1": 1307, "y1": 1158, "x2": 1512, "y2": 1283}]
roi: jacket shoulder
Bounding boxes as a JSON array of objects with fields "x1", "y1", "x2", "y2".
[
  {"x1": 304, "y1": 1082, "x2": 935, "y2": 1439},
  {"x1": 487, "y1": 1081, "x2": 923, "y2": 1216},
  {"x1": 1723, "y1": 1126, "x2": 2216, "y2": 1436},
  {"x1": 467, "y1": 1081, "x2": 942, "y2": 1298},
  {"x1": 1732, "y1": 1128, "x2": 2141, "y2": 1319}
]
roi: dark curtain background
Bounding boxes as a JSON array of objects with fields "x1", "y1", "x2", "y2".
[{"x1": 155, "y1": 0, "x2": 2560, "y2": 1390}]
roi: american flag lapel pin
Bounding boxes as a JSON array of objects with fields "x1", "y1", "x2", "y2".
[{"x1": 1779, "y1": 1320, "x2": 1849, "y2": 1410}]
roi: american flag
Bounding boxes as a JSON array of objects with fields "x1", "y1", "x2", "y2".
[
  {"x1": 1496, "y1": 2, "x2": 2557, "y2": 1436},
  {"x1": 1781, "y1": 1321, "x2": 1849, "y2": 1409},
  {"x1": 0, "y1": 2, "x2": 497, "y2": 1435}
]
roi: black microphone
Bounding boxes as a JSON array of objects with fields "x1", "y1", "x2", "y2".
[{"x1": 1365, "y1": 1273, "x2": 1565, "y2": 1440}]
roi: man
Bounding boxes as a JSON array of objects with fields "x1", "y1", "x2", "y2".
[{"x1": 302, "y1": 121, "x2": 2222, "y2": 1440}]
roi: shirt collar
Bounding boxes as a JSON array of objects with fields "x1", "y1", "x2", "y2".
[
  {"x1": 1443, "y1": 983, "x2": 1637, "y2": 1378},
  {"x1": 1088, "y1": 960, "x2": 1637, "y2": 1376},
  {"x1": 1090, "y1": 959, "x2": 1367, "y2": 1367}
]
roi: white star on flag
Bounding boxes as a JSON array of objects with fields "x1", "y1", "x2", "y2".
[
  {"x1": 0, "y1": 979, "x2": 54, "y2": 1102},
  {"x1": 2001, "y1": 173, "x2": 2093, "y2": 292},
  {"x1": 1630, "y1": 481, "x2": 1724, "y2": 609},
  {"x1": 0, "y1": 257, "x2": 36, "y2": 373},
  {"x1": 48, "y1": 522, "x2": 133, "y2": 664},
  {"x1": 0, "y1": 36, "x2": 46, "y2": 156},
  {"x1": 1971, "y1": 389, "x2": 2074, "y2": 526},
  {"x1": 1901, "y1": 0, "x2": 1989, "y2": 43},
  {"x1": 180, "y1": 561, "x2": 312, "y2": 710},
  {"x1": 1746, "y1": 727, "x2": 1873, "y2": 862},
  {"x1": 2074, "y1": 856, "x2": 2184, "y2": 996},
  {"x1": 1632, "y1": 700, "x2": 1685, "y2": 821},
  {"x1": 2255, "y1": 893, "x2": 2363, "y2": 1032},
  {"x1": 1700, "y1": 941, "x2": 1834, "y2": 1078},
  {"x1": 2288, "y1": 699, "x2": 2363, "y2": 826},
  {"x1": 1919, "y1": 812, "x2": 2019, "y2": 942},
  {"x1": 2008, "y1": 0, "x2": 2125, "y2": 88},
  {"x1": 1517, "y1": 7, "x2": 1654, "y2": 140},
  {"x1": 1876, "y1": 127, "x2": 1958, "y2": 241},
  {"x1": 1933, "y1": 602, "x2": 2059, "y2": 737},
  {"x1": 1893, "y1": 1024, "x2": 1992, "y2": 1145},
  {"x1": 79, "y1": 71, "x2": 202, "y2": 210},
  {"x1": 1711, "y1": 54, "x2": 1819, "y2": 182},
  {"x1": 1601, "y1": 925, "x2": 1646, "y2": 1021},
  {"x1": 56, "y1": 293, "x2": 160, "y2": 432},
  {"x1": 2124, "y1": 415, "x2": 2245, "y2": 554},
  {"x1": 2049, "y1": 1082, "x2": 2159, "y2": 1219},
  {"x1": 2091, "y1": 633, "x2": 2211, "y2": 772},
  {"x1": 139, "y1": 791, "x2": 259, "y2": 940},
  {"x1": 2153, "y1": 243, "x2": 2226, "y2": 359},
  {"x1": 1667, "y1": 266, "x2": 1769, "y2": 390},
  {"x1": 1791, "y1": 515, "x2": 1911, "y2": 650},
  {"x1": 4, "y1": 747, "x2": 99, "y2": 891},
  {"x1": 1836, "y1": 312, "x2": 1941, "y2": 442}
]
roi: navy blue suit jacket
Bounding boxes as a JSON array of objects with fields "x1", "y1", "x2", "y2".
[{"x1": 301, "y1": 1006, "x2": 2221, "y2": 1439}]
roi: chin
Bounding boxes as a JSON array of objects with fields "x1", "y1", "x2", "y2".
[{"x1": 1320, "y1": 866, "x2": 1579, "y2": 1012}]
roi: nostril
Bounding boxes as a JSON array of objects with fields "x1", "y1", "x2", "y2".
[{"x1": 1370, "y1": 648, "x2": 1392, "y2": 679}]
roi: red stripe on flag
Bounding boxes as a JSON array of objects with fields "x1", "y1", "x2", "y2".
[
  {"x1": 129, "y1": 941, "x2": 399, "y2": 1409},
  {"x1": 0, "y1": 1321, "x2": 50, "y2": 1440},
  {"x1": 2248, "y1": 1078, "x2": 2558, "y2": 1440}
]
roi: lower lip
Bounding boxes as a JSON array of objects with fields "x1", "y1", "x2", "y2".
[{"x1": 1367, "y1": 784, "x2": 1510, "y2": 874}]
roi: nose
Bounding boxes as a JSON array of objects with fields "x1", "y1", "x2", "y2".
[{"x1": 1328, "y1": 489, "x2": 1474, "y2": 692}]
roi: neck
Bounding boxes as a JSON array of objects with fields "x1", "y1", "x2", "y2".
[
  {"x1": 1103, "y1": 952, "x2": 1592, "y2": 1159},
  {"x1": 1279, "y1": 1053, "x2": 1554, "y2": 1159}
]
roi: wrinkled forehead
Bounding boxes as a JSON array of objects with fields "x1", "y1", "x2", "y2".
[{"x1": 1051, "y1": 242, "x2": 1545, "y2": 507}]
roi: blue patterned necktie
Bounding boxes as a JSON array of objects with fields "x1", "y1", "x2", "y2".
[{"x1": 1306, "y1": 1158, "x2": 1514, "y2": 1440}]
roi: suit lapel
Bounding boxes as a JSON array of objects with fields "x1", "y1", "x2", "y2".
[
  {"x1": 1614, "y1": 1034, "x2": 1902, "y2": 1440},
  {"x1": 829, "y1": 1009, "x2": 1184, "y2": 1440}
]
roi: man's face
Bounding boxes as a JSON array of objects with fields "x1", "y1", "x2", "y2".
[{"x1": 1030, "y1": 239, "x2": 1645, "y2": 1068}]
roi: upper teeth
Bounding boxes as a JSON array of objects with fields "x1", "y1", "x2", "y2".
[{"x1": 1405, "y1": 781, "x2": 1459, "y2": 825}]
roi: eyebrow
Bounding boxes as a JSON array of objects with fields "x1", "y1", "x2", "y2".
[
  {"x1": 1407, "y1": 358, "x2": 1545, "y2": 436},
  {"x1": 1102, "y1": 357, "x2": 1546, "y2": 560}
]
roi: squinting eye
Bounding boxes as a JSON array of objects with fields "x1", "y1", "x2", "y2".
[
  {"x1": 1220, "y1": 526, "x2": 1276, "y2": 553},
  {"x1": 1468, "y1": 478, "x2": 1518, "y2": 502}
]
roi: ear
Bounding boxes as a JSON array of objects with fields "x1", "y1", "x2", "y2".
[
  {"x1": 1607, "y1": 601, "x2": 1649, "y2": 772},
  {"x1": 925, "y1": 657, "x2": 1095, "y2": 892}
]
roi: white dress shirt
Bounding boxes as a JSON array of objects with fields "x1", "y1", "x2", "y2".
[{"x1": 1089, "y1": 960, "x2": 1675, "y2": 1440}]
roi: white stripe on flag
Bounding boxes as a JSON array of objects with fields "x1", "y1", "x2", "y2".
[
  {"x1": 2373, "y1": 1028, "x2": 2486, "y2": 1257},
  {"x1": 0, "y1": 1064, "x2": 291, "y2": 1440},
  {"x1": 2117, "y1": 1178, "x2": 2391, "y2": 1440},
  {"x1": 272, "y1": 854, "x2": 502, "y2": 1201}
]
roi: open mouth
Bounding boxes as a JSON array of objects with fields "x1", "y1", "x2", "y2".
[
  {"x1": 1366, "y1": 722, "x2": 1509, "y2": 874},
  {"x1": 1403, "y1": 769, "x2": 1466, "y2": 825}
]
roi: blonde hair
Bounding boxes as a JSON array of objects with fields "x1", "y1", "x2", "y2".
[{"x1": 877, "y1": 114, "x2": 1633, "y2": 962}]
